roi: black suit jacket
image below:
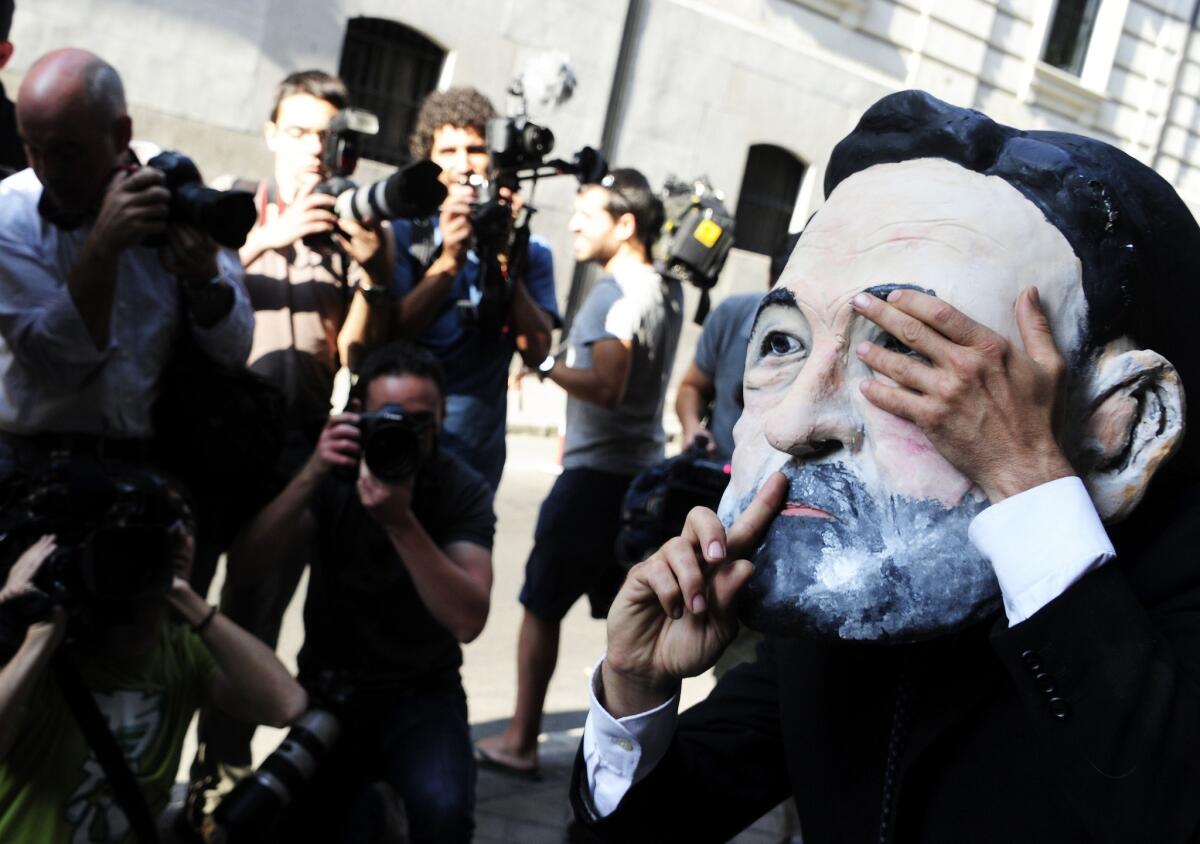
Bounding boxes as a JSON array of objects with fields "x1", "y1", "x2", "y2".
[{"x1": 572, "y1": 475, "x2": 1200, "y2": 843}]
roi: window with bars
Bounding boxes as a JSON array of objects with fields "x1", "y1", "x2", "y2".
[
  {"x1": 1042, "y1": 0, "x2": 1102, "y2": 76},
  {"x1": 338, "y1": 17, "x2": 445, "y2": 166},
  {"x1": 734, "y1": 144, "x2": 806, "y2": 256}
]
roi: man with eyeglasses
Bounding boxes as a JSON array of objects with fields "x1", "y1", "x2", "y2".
[
  {"x1": 184, "y1": 69, "x2": 393, "y2": 829},
  {"x1": 475, "y1": 168, "x2": 683, "y2": 778}
]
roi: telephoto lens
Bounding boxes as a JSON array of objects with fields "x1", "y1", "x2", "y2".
[
  {"x1": 333, "y1": 159, "x2": 446, "y2": 226},
  {"x1": 360, "y1": 403, "x2": 435, "y2": 483},
  {"x1": 211, "y1": 709, "x2": 341, "y2": 842}
]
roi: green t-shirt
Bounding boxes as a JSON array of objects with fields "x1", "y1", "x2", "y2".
[{"x1": 0, "y1": 622, "x2": 217, "y2": 843}]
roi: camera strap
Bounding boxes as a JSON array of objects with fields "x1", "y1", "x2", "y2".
[
  {"x1": 408, "y1": 217, "x2": 441, "y2": 273},
  {"x1": 51, "y1": 650, "x2": 161, "y2": 844}
]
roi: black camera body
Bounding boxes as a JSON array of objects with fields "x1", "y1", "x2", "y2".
[
  {"x1": 145, "y1": 151, "x2": 257, "y2": 250},
  {"x1": 616, "y1": 436, "x2": 732, "y2": 567},
  {"x1": 0, "y1": 464, "x2": 185, "y2": 651},
  {"x1": 333, "y1": 403, "x2": 436, "y2": 485},
  {"x1": 304, "y1": 109, "x2": 447, "y2": 254},
  {"x1": 486, "y1": 115, "x2": 555, "y2": 172}
]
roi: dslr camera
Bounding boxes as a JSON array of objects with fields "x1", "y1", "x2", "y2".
[
  {"x1": 304, "y1": 108, "x2": 448, "y2": 253},
  {"x1": 336, "y1": 403, "x2": 437, "y2": 485},
  {"x1": 0, "y1": 463, "x2": 188, "y2": 650},
  {"x1": 144, "y1": 150, "x2": 258, "y2": 250}
]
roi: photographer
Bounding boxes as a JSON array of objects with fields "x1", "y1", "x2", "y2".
[
  {"x1": 187, "y1": 71, "x2": 394, "y2": 809},
  {"x1": 392, "y1": 87, "x2": 559, "y2": 490},
  {"x1": 226, "y1": 341, "x2": 494, "y2": 843},
  {"x1": 230, "y1": 70, "x2": 394, "y2": 441},
  {"x1": 0, "y1": 48, "x2": 252, "y2": 472},
  {"x1": 0, "y1": 474, "x2": 306, "y2": 843}
]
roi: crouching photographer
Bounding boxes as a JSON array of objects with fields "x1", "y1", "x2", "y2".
[
  {"x1": 224, "y1": 341, "x2": 495, "y2": 843},
  {"x1": 0, "y1": 465, "x2": 306, "y2": 843}
]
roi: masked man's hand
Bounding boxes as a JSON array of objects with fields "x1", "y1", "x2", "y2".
[
  {"x1": 601, "y1": 473, "x2": 786, "y2": 718},
  {"x1": 853, "y1": 287, "x2": 1074, "y2": 503}
]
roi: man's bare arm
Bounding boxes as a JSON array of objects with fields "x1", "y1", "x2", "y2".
[
  {"x1": 509, "y1": 276, "x2": 553, "y2": 366},
  {"x1": 676, "y1": 362, "x2": 716, "y2": 451},
  {"x1": 546, "y1": 338, "x2": 632, "y2": 408},
  {"x1": 168, "y1": 580, "x2": 307, "y2": 728}
]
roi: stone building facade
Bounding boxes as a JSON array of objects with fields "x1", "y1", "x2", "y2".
[{"x1": 5, "y1": 0, "x2": 1198, "y2": 427}]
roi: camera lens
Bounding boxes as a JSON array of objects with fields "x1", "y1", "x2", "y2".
[{"x1": 363, "y1": 424, "x2": 420, "y2": 483}]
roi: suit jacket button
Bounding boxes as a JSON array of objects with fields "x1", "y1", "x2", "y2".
[
  {"x1": 1034, "y1": 672, "x2": 1058, "y2": 695},
  {"x1": 1021, "y1": 649, "x2": 1043, "y2": 672},
  {"x1": 1047, "y1": 697, "x2": 1070, "y2": 719}
]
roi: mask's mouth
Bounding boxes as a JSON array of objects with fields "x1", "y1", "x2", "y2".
[{"x1": 781, "y1": 502, "x2": 834, "y2": 519}]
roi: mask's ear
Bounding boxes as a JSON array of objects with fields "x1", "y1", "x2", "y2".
[{"x1": 1074, "y1": 342, "x2": 1185, "y2": 522}]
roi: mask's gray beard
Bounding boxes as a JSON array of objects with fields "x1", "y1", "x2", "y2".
[{"x1": 726, "y1": 462, "x2": 1001, "y2": 642}]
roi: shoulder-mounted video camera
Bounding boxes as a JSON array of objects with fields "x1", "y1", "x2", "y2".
[{"x1": 654, "y1": 176, "x2": 737, "y2": 324}]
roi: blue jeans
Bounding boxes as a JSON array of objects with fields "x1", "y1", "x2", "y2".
[
  {"x1": 280, "y1": 686, "x2": 475, "y2": 844},
  {"x1": 440, "y1": 392, "x2": 506, "y2": 491}
]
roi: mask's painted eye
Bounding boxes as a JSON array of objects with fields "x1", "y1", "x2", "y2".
[
  {"x1": 880, "y1": 333, "x2": 929, "y2": 363},
  {"x1": 761, "y1": 330, "x2": 804, "y2": 358}
]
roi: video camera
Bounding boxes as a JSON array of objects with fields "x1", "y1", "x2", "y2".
[
  {"x1": 0, "y1": 463, "x2": 188, "y2": 651},
  {"x1": 616, "y1": 435, "x2": 732, "y2": 567},
  {"x1": 455, "y1": 71, "x2": 607, "y2": 333},
  {"x1": 304, "y1": 108, "x2": 448, "y2": 253},
  {"x1": 144, "y1": 151, "x2": 258, "y2": 250},
  {"x1": 654, "y1": 176, "x2": 737, "y2": 324}
]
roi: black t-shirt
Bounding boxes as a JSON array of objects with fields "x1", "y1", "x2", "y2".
[
  {"x1": 0, "y1": 82, "x2": 26, "y2": 176},
  {"x1": 297, "y1": 449, "x2": 495, "y2": 689}
]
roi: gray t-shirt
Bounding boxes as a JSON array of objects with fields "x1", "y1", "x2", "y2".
[
  {"x1": 694, "y1": 293, "x2": 761, "y2": 460},
  {"x1": 562, "y1": 264, "x2": 684, "y2": 474}
]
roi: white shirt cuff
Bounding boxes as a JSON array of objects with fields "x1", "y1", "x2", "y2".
[
  {"x1": 968, "y1": 476, "x2": 1115, "y2": 626},
  {"x1": 582, "y1": 658, "x2": 680, "y2": 818}
]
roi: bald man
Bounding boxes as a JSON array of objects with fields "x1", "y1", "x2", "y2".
[{"x1": 0, "y1": 49, "x2": 252, "y2": 470}]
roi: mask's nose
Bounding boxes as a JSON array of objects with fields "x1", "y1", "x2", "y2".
[{"x1": 763, "y1": 339, "x2": 863, "y2": 459}]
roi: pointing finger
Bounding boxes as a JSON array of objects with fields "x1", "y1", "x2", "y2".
[
  {"x1": 681, "y1": 506, "x2": 730, "y2": 565},
  {"x1": 726, "y1": 472, "x2": 787, "y2": 560}
]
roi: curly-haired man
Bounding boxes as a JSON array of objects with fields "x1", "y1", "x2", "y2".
[{"x1": 391, "y1": 87, "x2": 559, "y2": 490}]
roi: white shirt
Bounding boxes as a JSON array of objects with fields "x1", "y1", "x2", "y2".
[
  {"x1": 583, "y1": 476, "x2": 1116, "y2": 816},
  {"x1": 0, "y1": 168, "x2": 253, "y2": 437}
]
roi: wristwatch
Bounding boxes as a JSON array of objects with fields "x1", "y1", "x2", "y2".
[
  {"x1": 536, "y1": 353, "x2": 557, "y2": 381},
  {"x1": 357, "y1": 281, "x2": 391, "y2": 306}
]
